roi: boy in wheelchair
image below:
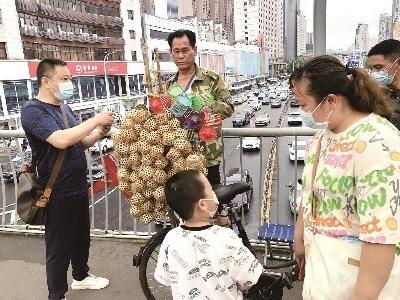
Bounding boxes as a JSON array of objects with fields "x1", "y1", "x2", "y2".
[{"x1": 154, "y1": 170, "x2": 264, "y2": 299}]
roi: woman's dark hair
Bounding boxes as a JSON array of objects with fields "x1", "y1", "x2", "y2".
[
  {"x1": 289, "y1": 55, "x2": 394, "y2": 119},
  {"x1": 167, "y1": 29, "x2": 196, "y2": 49},
  {"x1": 164, "y1": 169, "x2": 205, "y2": 220}
]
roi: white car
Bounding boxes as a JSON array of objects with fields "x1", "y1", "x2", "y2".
[
  {"x1": 255, "y1": 112, "x2": 271, "y2": 126},
  {"x1": 248, "y1": 99, "x2": 262, "y2": 111},
  {"x1": 232, "y1": 97, "x2": 244, "y2": 105},
  {"x1": 89, "y1": 138, "x2": 114, "y2": 154},
  {"x1": 287, "y1": 111, "x2": 302, "y2": 126},
  {"x1": 289, "y1": 180, "x2": 302, "y2": 214},
  {"x1": 288, "y1": 140, "x2": 308, "y2": 161},
  {"x1": 242, "y1": 137, "x2": 261, "y2": 151},
  {"x1": 279, "y1": 92, "x2": 288, "y2": 101}
]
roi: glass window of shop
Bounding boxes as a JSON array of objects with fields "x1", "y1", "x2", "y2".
[
  {"x1": 128, "y1": 75, "x2": 139, "y2": 96},
  {"x1": 3, "y1": 80, "x2": 29, "y2": 115},
  {"x1": 138, "y1": 75, "x2": 146, "y2": 94},
  {"x1": 80, "y1": 76, "x2": 95, "y2": 102},
  {"x1": 95, "y1": 76, "x2": 107, "y2": 99},
  {"x1": 67, "y1": 78, "x2": 80, "y2": 104},
  {"x1": 108, "y1": 76, "x2": 119, "y2": 98}
]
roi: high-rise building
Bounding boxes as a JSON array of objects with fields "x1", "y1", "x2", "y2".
[
  {"x1": 178, "y1": 0, "x2": 234, "y2": 43},
  {"x1": 140, "y1": 0, "x2": 155, "y2": 15},
  {"x1": 306, "y1": 32, "x2": 314, "y2": 54},
  {"x1": 297, "y1": 10, "x2": 307, "y2": 56},
  {"x1": 234, "y1": 0, "x2": 284, "y2": 59},
  {"x1": 393, "y1": 0, "x2": 400, "y2": 23},
  {"x1": 284, "y1": 0, "x2": 298, "y2": 61},
  {"x1": 167, "y1": 0, "x2": 178, "y2": 18},
  {"x1": 379, "y1": 13, "x2": 392, "y2": 42},
  {"x1": 355, "y1": 23, "x2": 369, "y2": 51}
]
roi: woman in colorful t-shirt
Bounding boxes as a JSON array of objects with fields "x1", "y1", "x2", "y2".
[{"x1": 291, "y1": 55, "x2": 400, "y2": 299}]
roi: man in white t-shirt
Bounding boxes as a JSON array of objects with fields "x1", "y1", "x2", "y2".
[{"x1": 155, "y1": 170, "x2": 263, "y2": 299}]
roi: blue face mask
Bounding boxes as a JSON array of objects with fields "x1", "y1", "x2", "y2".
[
  {"x1": 370, "y1": 59, "x2": 400, "y2": 86},
  {"x1": 50, "y1": 81, "x2": 74, "y2": 101},
  {"x1": 300, "y1": 97, "x2": 332, "y2": 129}
]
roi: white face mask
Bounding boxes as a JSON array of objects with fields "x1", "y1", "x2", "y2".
[
  {"x1": 370, "y1": 58, "x2": 400, "y2": 86},
  {"x1": 201, "y1": 194, "x2": 219, "y2": 219},
  {"x1": 48, "y1": 79, "x2": 74, "y2": 101},
  {"x1": 300, "y1": 97, "x2": 332, "y2": 129}
]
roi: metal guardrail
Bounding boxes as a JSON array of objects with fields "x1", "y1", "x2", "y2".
[{"x1": 0, "y1": 127, "x2": 317, "y2": 238}]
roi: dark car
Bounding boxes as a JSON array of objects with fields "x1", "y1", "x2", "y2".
[
  {"x1": 2, "y1": 171, "x2": 16, "y2": 183},
  {"x1": 232, "y1": 112, "x2": 250, "y2": 127},
  {"x1": 244, "y1": 108, "x2": 255, "y2": 118},
  {"x1": 225, "y1": 169, "x2": 253, "y2": 212},
  {"x1": 290, "y1": 98, "x2": 299, "y2": 107}
]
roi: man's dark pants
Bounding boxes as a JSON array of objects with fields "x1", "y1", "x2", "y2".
[{"x1": 45, "y1": 193, "x2": 90, "y2": 300}]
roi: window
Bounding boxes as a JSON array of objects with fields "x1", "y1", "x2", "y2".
[
  {"x1": 108, "y1": 76, "x2": 119, "y2": 97},
  {"x1": 129, "y1": 30, "x2": 136, "y2": 39},
  {"x1": 150, "y1": 29, "x2": 170, "y2": 40},
  {"x1": 67, "y1": 78, "x2": 80, "y2": 104},
  {"x1": 95, "y1": 76, "x2": 107, "y2": 99},
  {"x1": 127, "y1": 10, "x2": 134, "y2": 20},
  {"x1": 132, "y1": 51, "x2": 137, "y2": 61},
  {"x1": 0, "y1": 42, "x2": 7, "y2": 59},
  {"x1": 138, "y1": 75, "x2": 145, "y2": 94},
  {"x1": 128, "y1": 75, "x2": 139, "y2": 96},
  {"x1": 4, "y1": 80, "x2": 28, "y2": 115},
  {"x1": 80, "y1": 77, "x2": 95, "y2": 102}
]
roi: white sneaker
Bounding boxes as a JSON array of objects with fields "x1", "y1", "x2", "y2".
[{"x1": 71, "y1": 273, "x2": 109, "y2": 290}]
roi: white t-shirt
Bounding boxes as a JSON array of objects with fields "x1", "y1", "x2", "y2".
[{"x1": 154, "y1": 224, "x2": 263, "y2": 299}]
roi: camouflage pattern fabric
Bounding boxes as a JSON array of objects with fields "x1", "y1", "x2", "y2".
[{"x1": 166, "y1": 67, "x2": 234, "y2": 167}]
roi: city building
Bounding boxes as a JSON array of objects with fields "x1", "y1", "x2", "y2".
[
  {"x1": 198, "y1": 19, "x2": 227, "y2": 44},
  {"x1": 166, "y1": 0, "x2": 178, "y2": 18},
  {"x1": 283, "y1": 0, "x2": 297, "y2": 61},
  {"x1": 297, "y1": 10, "x2": 306, "y2": 56},
  {"x1": 355, "y1": 23, "x2": 369, "y2": 51},
  {"x1": 306, "y1": 32, "x2": 313, "y2": 54},
  {"x1": 140, "y1": 0, "x2": 155, "y2": 15},
  {"x1": 379, "y1": 13, "x2": 393, "y2": 42}
]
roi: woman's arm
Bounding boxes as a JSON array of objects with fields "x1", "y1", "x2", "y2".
[{"x1": 350, "y1": 243, "x2": 395, "y2": 300}]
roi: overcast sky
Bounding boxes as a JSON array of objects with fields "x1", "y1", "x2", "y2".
[{"x1": 300, "y1": 0, "x2": 393, "y2": 50}]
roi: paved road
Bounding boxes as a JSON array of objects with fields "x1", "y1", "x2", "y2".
[{"x1": 0, "y1": 232, "x2": 304, "y2": 300}]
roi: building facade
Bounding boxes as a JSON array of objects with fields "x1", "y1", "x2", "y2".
[
  {"x1": 283, "y1": 0, "x2": 297, "y2": 61},
  {"x1": 297, "y1": 10, "x2": 306, "y2": 56},
  {"x1": 355, "y1": 23, "x2": 369, "y2": 51},
  {"x1": 379, "y1": 13, "x2": 393, "y2": 42}
]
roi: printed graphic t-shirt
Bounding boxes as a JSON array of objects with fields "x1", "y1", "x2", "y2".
[
  {"x1": 302, "y1": 113, "x2": 400, "y2": 249},
  {"x1": 154, "y1": 225, "x2": 263, "y2": 299}
]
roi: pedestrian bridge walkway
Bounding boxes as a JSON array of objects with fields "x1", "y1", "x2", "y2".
[{"x1": 0, "y1": 231, "x2": 303, "y2": 300}]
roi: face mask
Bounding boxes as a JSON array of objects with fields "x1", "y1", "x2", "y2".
[
  {"x1": 300, "y1": 97, "x2": 332, "y2": 129},
  {"x1": 50, "y1": 81, "x2": 74, "y2": 101},
  {"x1": 370, "y1": 59, "x2": 400, "y2": 86},
  {"x1": 201, "y1": 194, "x2": 219, "y2": 219}
]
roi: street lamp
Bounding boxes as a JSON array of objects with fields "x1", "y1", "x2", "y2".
[{"x1": 103, "y1": 49, "x2": 121, "y2": 108}]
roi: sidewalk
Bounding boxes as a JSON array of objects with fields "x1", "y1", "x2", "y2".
[{"x1": 0, "y1": 232, "x2": 303, "y2": 300}]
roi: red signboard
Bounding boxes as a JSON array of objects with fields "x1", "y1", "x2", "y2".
[{"x1": 28, "y1": 60, "x2": 128, "y2": 78}]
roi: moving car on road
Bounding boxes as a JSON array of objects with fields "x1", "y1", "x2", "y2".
[
  {"x1": 271, "y1": 99, "x2": 282, "y2": 108},
  {"x1": 232, "y1": 112, "x2": 250, "y2": 127},
  {"x1": 248, "y1": 99, "x2": 262, "y2": 111},
  {"x1": 89, "y1": 138, "x2": 114, "y2": 154},
  {"x1": 242, "y1": 137, "x2": 261, "y2": 151},
  {"x1": 232, "y1": 97, "x2": 245, "y2": 105},
  {"x1": 287, "y1": 111, "x2": 302, "y2": 126},
  {"x1": 288, "y1": 140, "x2": 308, "y2": 161},
  {"x1": 255, "y1": 112, "x2": 271, "y2": 126}
]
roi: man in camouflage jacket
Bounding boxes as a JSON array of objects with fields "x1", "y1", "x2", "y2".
[{"x1": 166, "y1": 29, "x2": 234, "y2": 184}]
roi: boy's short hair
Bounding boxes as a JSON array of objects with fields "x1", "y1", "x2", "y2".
[
  {"x1": 368, "y1": 39, "x2": 400, "y2": 62},
  {"x1": 37, "y1": 58, "x2": 67, "y2": 87},
  {"x1": 164, "y1": 170, "x2": 205, "y2": 220}
]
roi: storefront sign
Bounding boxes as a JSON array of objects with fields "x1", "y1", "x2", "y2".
[{"x1": 28, "y1": 61, "x2": 128, "y2": 78}]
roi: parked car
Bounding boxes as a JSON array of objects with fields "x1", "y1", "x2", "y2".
[
  {"x1": 271, "y1": 99, "x2": 282, "y2": 108},
  {"x1": 288, "y1": 140, "x2": 308, "y2": 161},
  {"x1": 232, "y1": 112, "x2": 250, "y2": 127},
  {"x1": 288, "y1": 179, "x2": 303, "y2": 214},
  {"x1": 225, "y1": 169, "x2": 253, "y2": 211},
  {"x1": 89, "y1": 138, "x2": 114, "y2": 154},
  {"x1": 248, "y1": 99, "x2": 262, "y2": 111},
  {"x1": 255, "y1": 112, "x2": 271, "y2": 126},
  {"x1": 287, "y1": 111, "x2": 302, "y2": 126},
  {"x1": 242, "y1": 137, "x2": 261, "y2": 151}
]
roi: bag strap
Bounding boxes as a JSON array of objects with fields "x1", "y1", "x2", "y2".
[
  {"x1": 40, "y1": 104, "x2": 69, "y2": 202},
  {"x1": 311, "y1": 135, "x2": 323, "y2": 220}
]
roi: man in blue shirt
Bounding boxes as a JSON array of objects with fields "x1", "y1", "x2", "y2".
[{"x1": 21, "y1": 58, "x2": 115, "y2": 300}]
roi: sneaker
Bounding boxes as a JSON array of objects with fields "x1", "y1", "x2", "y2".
[{"x1": 71, "y1": 273, "x2": 109, "y2": 290}]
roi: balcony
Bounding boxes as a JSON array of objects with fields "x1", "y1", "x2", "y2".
[{"x1": 16, "y1": 0, "x2": 123, "y2": 28}]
